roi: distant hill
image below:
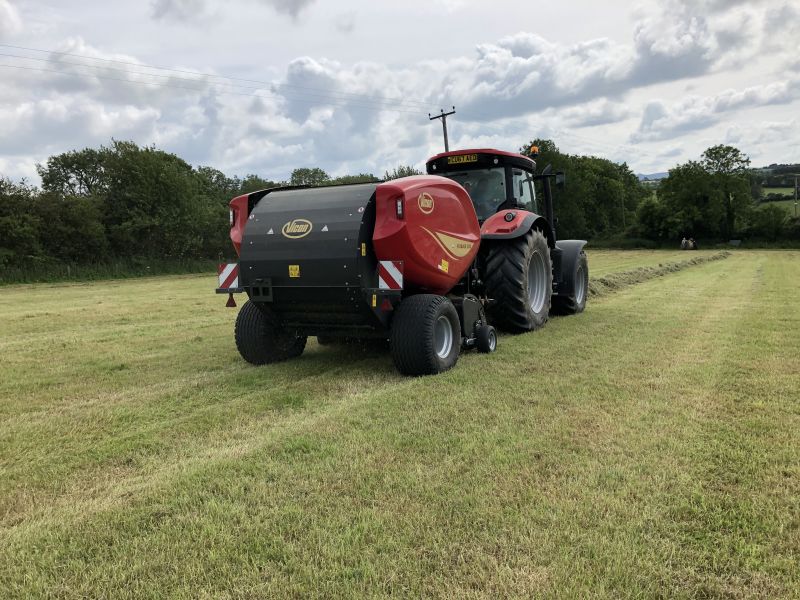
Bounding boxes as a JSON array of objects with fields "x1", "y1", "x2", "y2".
[{"x1": 637, "y1": 172, "x2": 668, "y2": 181}]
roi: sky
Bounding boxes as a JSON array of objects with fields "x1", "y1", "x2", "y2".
[{"x1": 0, "y1": 0, "x2": 798, "y2": 183}]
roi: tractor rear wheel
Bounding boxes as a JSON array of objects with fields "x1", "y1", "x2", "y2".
[
  {"x1": 390, "y1": 294, "x2": 461, "y2": 376},
  {"x1": 235, "y1": 300, "x2": 306, "y2": 365},
  {"x1": 485, "y1": 229, "x2": 552, "y2": 332},
  {"x1": 553, "y1": 250, "x2": 588, "y2": 315}
]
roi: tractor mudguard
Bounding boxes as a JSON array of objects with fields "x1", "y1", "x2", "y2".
[
  {"x1": 552, "y1": 239, "x2": 587, "y2": 297},
  {"x1": 481, "y1": 209, "x2": 554, "y2": 246}
]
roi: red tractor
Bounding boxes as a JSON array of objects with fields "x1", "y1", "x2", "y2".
[{"x1": 217, "y1": 148, "x2": 588, "y2": 376}]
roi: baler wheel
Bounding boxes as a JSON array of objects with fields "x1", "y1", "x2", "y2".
[
  {"x1": 553, "y1": 250, "x2": 588, "y2": 315},
  {"x1": 235, "y1": 300, "x2": 306, "y2": 365},
  {"x1": 485, "y1": 228, "x2": 552, "y2": 332},
  {"x1": 475, "y1": 325, "x2": 497, "y2": 353},
  {"x1": 390, "y1": 294, "x2": 461, "y2": 376}
]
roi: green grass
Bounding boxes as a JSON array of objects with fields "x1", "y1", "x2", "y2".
[
  {"x1": 1, "y1": 252, "x2": 799, "y2": 598},
  {"x1": 759, "y1": 199, "x2": 798, "y2": 216},
  {"x1": 588, "y1": 249, "x2": 720, "y2": 277},
  {"x1": 762, "y1": 187, "x2": 795, "y2": 198}
]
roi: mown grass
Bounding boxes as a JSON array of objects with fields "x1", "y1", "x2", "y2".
[
  {"x1": 588, "y1": 249, "x2": 720, "y2": 277},
  {"x1": 1, "y1": 251, "x2": 798, "y2": 598}
]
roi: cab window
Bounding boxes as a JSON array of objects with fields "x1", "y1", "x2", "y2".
[
  {"x1": 512, "y1": 169, "x2": 536, "y2": 212},
  {"x1": 442, "y1": 167, "x2": 507, "y2": 221}
]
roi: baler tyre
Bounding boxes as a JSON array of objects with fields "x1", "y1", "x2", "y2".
[
  {"x1": 553, "y1": 250, "x2": 589, "y2": 315},
  {"x1": 475, "y1": 325, "x2": 497, "y2": 353},
  {"x1": 390, "y1": 294, "x2": 461, "y2": 376},
  {"x1": 235, "y1": 300, "x2": 306, "y2": 365},
  {"x1": 485, "y1": 229, "x2": 552, "y2": 332}
]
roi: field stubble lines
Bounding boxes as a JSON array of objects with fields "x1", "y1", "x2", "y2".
[
  {"x1": 0, "y1": 252, "x2": 738, "y2": 533},
  {"x1": 1, "y1": 251, "x2": 797, "y2": 598}
]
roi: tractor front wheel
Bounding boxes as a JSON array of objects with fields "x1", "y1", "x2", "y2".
[
  {"x1": 485, "y1": 229, "x2": 552, "y2": 332},
  {"x1": 390, "y1": 294, "x2": 461, "y2": 376},
  {"x1": 235, "y1": 300, "x2": 306, "y2": 365}
]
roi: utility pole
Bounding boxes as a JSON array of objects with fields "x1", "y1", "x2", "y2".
[
  {"x1": 429, "y1": 106, "x2": 455, "y2": 152},
  {"x1": 795, "y1": 175, "x2": 798, "y2": 218}
]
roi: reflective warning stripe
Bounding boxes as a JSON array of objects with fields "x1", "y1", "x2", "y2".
[
  {"x1": 378, "y1": 260, "x2": 403, "y2": 290},
  {"x1": 217, "y1": 263, "x2": 239, "y2": 289}
]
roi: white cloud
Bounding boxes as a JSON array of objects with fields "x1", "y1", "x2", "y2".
[
  {"x1": 0, "y1": 0, "x2": 21, "y2": 39},
  {"x1": 0, "y1": 0, "x2": 798, "y2": 182},
  {"x1": 632, "y1": 77, "x2": 800, "y2": 141}
]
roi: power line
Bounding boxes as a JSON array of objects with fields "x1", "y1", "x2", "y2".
[
  {"x1": 0, "y1": 51, "x2": 430, "y2": 113},
  {"x1": 0, "y1": 42, "x2": 437, "y2": 111},
  {"x1": 0, "y1": 62, "x2": 428, "y2": 116}
]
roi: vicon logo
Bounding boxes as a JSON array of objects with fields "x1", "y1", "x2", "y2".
[
  {"x1": 418, "y1": 192, "x2": 434, "y2": 214},
  {"x1": 281, "y1": 219, "x2": 313, "y2": 239}
]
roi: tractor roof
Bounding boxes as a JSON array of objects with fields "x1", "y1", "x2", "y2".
[{"x1": 425, "y1": 148, "x2": 536, "y2": 174}]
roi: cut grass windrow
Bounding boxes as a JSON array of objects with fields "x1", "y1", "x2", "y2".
[{"x1": 588, "y1": 251, "x2": 731, "y2": 297}]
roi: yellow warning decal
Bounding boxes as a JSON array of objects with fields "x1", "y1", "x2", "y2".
[
  {"x1": 439, "y1": 259, "x2": 449, "y2": 273},
  {"x1": 361, "y1": 242, "x2": 366, "y2": 256},
  {"x1": 289, "y1": 264, "x2": 300, "y2": 278},
  {"x1": 447, "y1": 153, "x2": 477, "y2": 165},
  {"x1": 371, "y1": 294, "x2": 377, "y2": 308}
]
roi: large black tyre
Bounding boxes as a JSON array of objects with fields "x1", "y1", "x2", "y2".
[
  {"x1": 235, "y1": 300, "x2": 306, "y2": 365},
  {"x1": 485, "y1": 229, "x2": 552, "y2": 332},
  {"x1": 553, "y1": 250, "x2": 588, "y2": 315},
  {"x1": 390, "y1": 294, "x2": 461, "y2": 376}
]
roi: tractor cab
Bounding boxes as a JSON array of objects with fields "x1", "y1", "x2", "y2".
[{"x1": 425, "y1": 149, "x2": 539, "y2": 222}]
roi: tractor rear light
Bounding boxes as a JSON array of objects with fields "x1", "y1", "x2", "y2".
[{"x1": 395, "y1": 197, "x2": 404, "y2": 219}]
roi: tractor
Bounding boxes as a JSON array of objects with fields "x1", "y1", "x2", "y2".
[{"x1": 216, "y1": 147, "x2": 588, "y2": 376}]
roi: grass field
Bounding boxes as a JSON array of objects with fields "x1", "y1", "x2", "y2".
[
  {"x1": 762, "y1": 187, "x2": 795, "y2": 198},
  {"x1": 760, "y1": 199, "x2": 798, "y2": 217},
  {"x1": 588, "y1": 249, "x2": 720, "y2": 277},
  {"x1": 1, "y1": 251, "x2": 799, "y2": 598}
]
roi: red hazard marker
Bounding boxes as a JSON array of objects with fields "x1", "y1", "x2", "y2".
[
  {"x1": 378, "y1": 260, "x2": 403, "y2": 290},
  {"x1": 217, "y1": 263, "x2": 239, "y2": 289}
]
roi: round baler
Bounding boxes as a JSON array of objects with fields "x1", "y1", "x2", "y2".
[{"x1": 217, "y1": 148, "x2": 589, "y2": 376}]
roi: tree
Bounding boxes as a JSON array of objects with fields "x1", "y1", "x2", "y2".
[
  {"x1": 33, "y1": 193, "x2": 108, "y2": 263},
  {"x1": 383, "y1": 165, "x2": 422, "y2": 180},
  {"x1": 330, "y1": 173, "x2": 380, "y2": 185},
  {"x1": 238, "y1": 174, "x2": 279, "y2": 194},
  {"x1": 518, "y1": 139, "x2": 648, "y2": 240},
  {"x1": 37, "y1": 148, "x2": 109, "y2": 197},
  {"x1": 0, "y1": 178, "x2": 41, "y2": 268},
  {"x1": 701, "y1": 145, "x2": 752, "y2": 239},
  {"x1": 290, "y1": 167, "x2": 329, "y2": 186}
]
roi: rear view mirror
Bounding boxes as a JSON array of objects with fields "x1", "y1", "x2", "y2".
[
  {"x1": 555, "y1": 172, "x2": 566, "y2": 187},
  {"x1": 518, "y1": 180, "x2": 525, "y2": 197}
]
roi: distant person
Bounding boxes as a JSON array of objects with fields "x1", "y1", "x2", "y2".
[{"x1": 681, "y1": 237, "x2": 688, "y2": 250}]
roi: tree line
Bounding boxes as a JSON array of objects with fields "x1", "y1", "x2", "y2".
[
  {"x1": 1, "y1": 138, "x2": 798, "y2": 282},
  {"x1": 521, "y1": 139, "x2": 799, "y2": 245},
  {"x1": 0, "y1": 141, "x2": 419, "y2": 278}
]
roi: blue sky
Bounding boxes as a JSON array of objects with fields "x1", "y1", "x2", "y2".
[{"x1": 1, "y1": 0, "x2": 798, "y2": 182}]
